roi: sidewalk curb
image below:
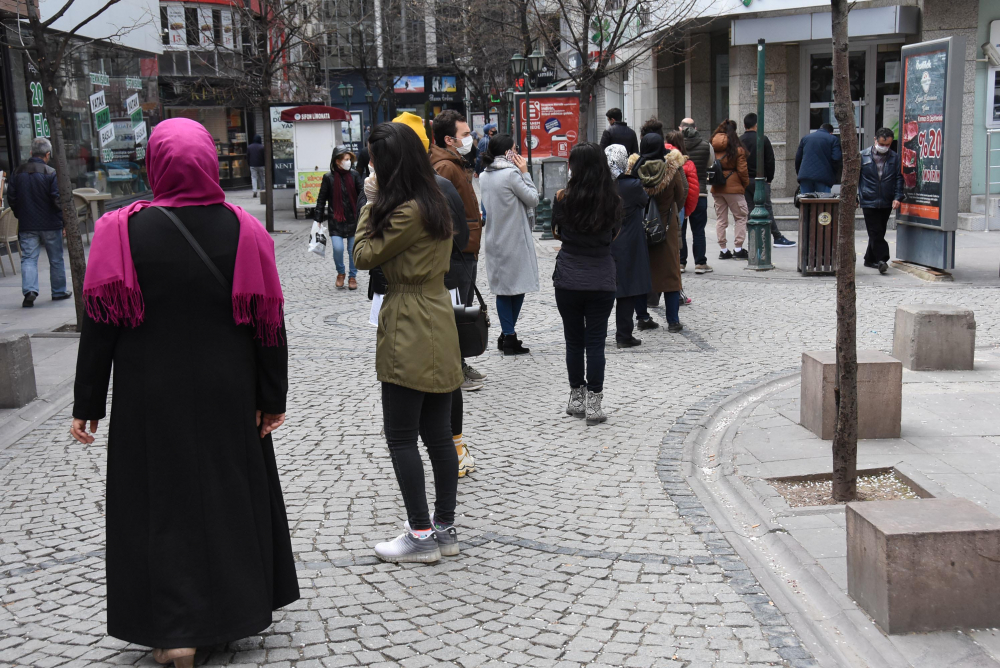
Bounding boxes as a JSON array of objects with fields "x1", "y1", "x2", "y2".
[
  {"x1": 0, "y1": 377, "x2": 75, "y2": 453},
  {"x1": 673, "y1": 370, "x2": 912, "y2": 668}
]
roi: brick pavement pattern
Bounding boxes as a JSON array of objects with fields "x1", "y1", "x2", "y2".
[{"x1": 2, "y1": 229, "x2": 1000, "y2": 667}]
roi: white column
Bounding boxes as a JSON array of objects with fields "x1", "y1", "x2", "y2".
[
  {"x1": 424, "y1": 0, "x2": 437, "y2": 66},
  {"x1": 373, "y1": 0, "x2": 384, "y2": 68}
]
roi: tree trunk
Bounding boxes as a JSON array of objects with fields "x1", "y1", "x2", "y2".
[
  {"x1": 260, "y1": 96, "x2": 275, "y2": 233},
  {"x1": 577, "y1": 79, "x2": 594, "y2": 144},
  {"x1": 830, "y1": 0, "x2": 860, "y2": 502},
  {"x1": 28, "y1": 13, "x2": 87, "y2": 329}
]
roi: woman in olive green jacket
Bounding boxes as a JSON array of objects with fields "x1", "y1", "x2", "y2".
[{"x1": 353, "y1": 122, "x2": 463, "y2": 564}]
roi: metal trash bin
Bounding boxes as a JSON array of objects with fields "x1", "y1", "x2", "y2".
[{"x1": 797, "y1": 197, "x2": 841, "y2": 275}]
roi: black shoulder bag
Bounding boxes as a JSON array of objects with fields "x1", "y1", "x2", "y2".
[
  {"x1": 154, "y1": 206, "x2": 231, "y2": 291},
  {"x1": 451, "y1": 241, "x2": 490, "y2": 358},
  {"x1": 643, "y1": 197, "x2": 667, "y2": 246}
]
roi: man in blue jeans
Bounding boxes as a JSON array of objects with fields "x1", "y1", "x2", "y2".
[
  {"x1": 795, "y1": 123, "x2": 842, "y2": 195},
  {"x1": 8, "y1": 137, "x2": 70, "y2": 307}
]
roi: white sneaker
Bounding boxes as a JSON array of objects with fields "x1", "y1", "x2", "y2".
[
  {"x1": 374, "y1": 531, "x2": 441, "y2": 563},
  {"x1": 458, "y1": 443, "x2": 476, "y2": 477},
  {"x1": 461, "y1": 378, "x2": 483, "y2": 391}
]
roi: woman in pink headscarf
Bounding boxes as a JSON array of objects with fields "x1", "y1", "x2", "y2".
[{"x1": 69, "y1": 118, "x2": 298, "y2": 667}]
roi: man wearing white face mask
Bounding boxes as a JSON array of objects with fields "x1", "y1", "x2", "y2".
[
  {"x1": 859, "y1": 127, "x2": 903, "y2": 274},
  {"x1": 430, "y1": 110, "x2": 487, "y2": 390}
]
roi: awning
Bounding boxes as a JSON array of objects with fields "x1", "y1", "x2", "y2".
[
  {"x1": 279, "y1": 105, "x2": 352, "y2": 122},
  {"x1": 731, "y1": 5, "x2": 918, "y2": 46}
]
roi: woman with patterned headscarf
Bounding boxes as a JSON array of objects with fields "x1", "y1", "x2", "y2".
[{"x1": 605, "y1": 144, "x2": 650, "y2": 348}]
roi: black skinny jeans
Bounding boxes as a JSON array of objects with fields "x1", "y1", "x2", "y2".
[
  {"x1": 615, "y1": 296, "x2": 636, "y2": 341},
  {"x1": 381, "y1": 382, "x2": 458, "y2": 530},
  {"x1": 555, "y1": 288, "x2": 616, "y2": 393}
]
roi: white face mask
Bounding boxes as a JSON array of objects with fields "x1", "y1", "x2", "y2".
[
  {"x1": 567, "y1": 169, "x2": 572, "y2": 181},
  {"x1": 339, "y1": 158, "x2": 352, "y2": 170},
  {"x1": 455, "y1": 135, "x2": 473, "y2": 155},
  {"x1": 874, "y1": 144, "x2": 890, "y2": 154}
]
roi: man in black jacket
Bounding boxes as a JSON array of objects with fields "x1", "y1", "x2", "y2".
[
  {"x1": 679, "y1": 118, "x2": 713, "y2": 274},
  {"x1": 8, "y1": 137, "x2": 70, "y2": 307},
  {"x1": 599, "y1": 108, "x2": 639, "y2": 155},
  {"x1": 740, "y1": 113, "x2": 795, "y2": 248},
  {"x1": 859, "y1": 127, "x2": 903, "y2": 274}
]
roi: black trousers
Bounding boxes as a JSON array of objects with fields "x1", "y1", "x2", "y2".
[
  {"x1": 381, "y1": 382, "x2": 458, "y2": 530},
  {"x1": 863, "y1": 207, "x2": 893, "y2": 264},
  {"x1": 615, "y1": 296, "x2": 636, "y2": 340},
  {"x1": 555, "y1": 288, "x2": 616, "y2": 393},
  {"x1": 450, "y1": 387, "x2": 462, "y2": 436}
]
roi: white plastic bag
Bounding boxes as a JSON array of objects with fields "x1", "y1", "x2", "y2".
[
  {"x1": 369, "y1": 293, "x2": 383, "y2": 326},
  {"x1": 308, "y1": 221, "x2": 328, "y2": 257}
]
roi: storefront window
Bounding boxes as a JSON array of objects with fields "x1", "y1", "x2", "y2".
[
  {"x1": 164, "y1": 107, "x2": 248, "y2": 187},
  {"x1": 5, "y1": 26, "x2": 161, "y2": 201}
]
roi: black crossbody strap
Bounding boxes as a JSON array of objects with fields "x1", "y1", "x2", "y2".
[{"x1": 153, "y1": 206, "x2": 231, "y2": 291}]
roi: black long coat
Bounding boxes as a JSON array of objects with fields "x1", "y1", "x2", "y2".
[
  {"x1": 73, "y1": 204, "x2": 299, "y2": 648},
  {"x1": 611, "y1": 174, "x2": 651, "y2": 298}
]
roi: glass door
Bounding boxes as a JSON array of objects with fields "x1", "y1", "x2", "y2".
[{"x1": 808, "y1": 51, "x2": 867, "y2": 148}]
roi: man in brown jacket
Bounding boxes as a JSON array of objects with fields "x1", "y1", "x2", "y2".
[{"x1": 430, "y1": 110, "x2": 486, "y2": 391}]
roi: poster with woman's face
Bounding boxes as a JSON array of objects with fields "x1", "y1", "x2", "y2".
[{"x1": 899, "y1": 48, "x2": 948, "y2": 226}]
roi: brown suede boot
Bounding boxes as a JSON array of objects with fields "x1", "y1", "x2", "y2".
[
  {"x1": 336, "y1": 273, "x2": 345, "y2": 289},
  {"x1": 348, "y1": 277, "x2": 358, "y2": 290}
]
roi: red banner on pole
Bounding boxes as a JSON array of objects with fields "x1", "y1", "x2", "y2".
[{"x1": 517, "y1": 94, "x2": 580, "y2": 159}]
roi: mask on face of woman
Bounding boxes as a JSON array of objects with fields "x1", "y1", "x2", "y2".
[
  {"x1": 456, "y1": 135, "x2": 474, "y2": 155},
  {"x1": 339, "y1": 158, "x2": 352, "y2": 170}
]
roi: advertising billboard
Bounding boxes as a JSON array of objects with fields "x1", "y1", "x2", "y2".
[
  {"x1": 515, "y1": 93, "x2": 580, "y2": 159},
  {"x1": 894, "y1": 36, "x2": 963, "y2": 270},
  {"x1": 394, "y1": 76, "x2": 425, "y2": 93},
  {"x1": 432, "y1": 76, "x2": 457, "y2": 93}
]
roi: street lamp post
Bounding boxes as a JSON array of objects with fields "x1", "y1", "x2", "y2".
[
  {"x1": 365, "y1": 89, "x2": 373, "y2": 127},
  {"x1": 504, "y1": 88, "x2": 514, "y2": 138},
  {"x1": 746, "y1": 39, "x2": 773, "y2": 271},
  {"x1": 510, "y1": 54, "x2": 524, "y2": 154},
  {"x1": 510, "y1": 50, "x2": 545, "y2": 167}
]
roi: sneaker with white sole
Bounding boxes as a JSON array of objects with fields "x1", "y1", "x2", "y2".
[
  {"x1": 461, "y1": 378, "x2": 483, "y2": 391},
  {"x1": 773, "y1": 236, "x2": 796, "y2": 248},
  {"x1": 457, "y1": 443, "x2": 476, "y2": 477},
  {"x1": 404, "y1": 518, "x2": 460, "y2": 557},
  {"x1": 566, "y1": 386, "x2": 585, "y2": 417},
  {"x1": 374, "y1": 530, "x2": 442, "y2": 563},
  {"x1": 463, "y1": 362, "x2": 487, "y2": 381},
  {"x1": 695, "y1": 264, "x2": 713, "y2": 274}
]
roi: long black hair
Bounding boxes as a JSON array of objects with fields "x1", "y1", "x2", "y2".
[
  {"x1": 557, "y1": 142, "x2": 621, "y2": 234},
  {"x1": 366, "y1": 122, "x2": 451, "y2": 240},
  {"x1": 714, "y1": 119, "x2": 740, "y2": 164},
  {"x1": 481, "y1": 134, "x2": 514, "y2": 167}
]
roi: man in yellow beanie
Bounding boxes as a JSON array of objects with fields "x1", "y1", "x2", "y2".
[{"x1": 391, "y1": 112, "x2": 430, "y2": 152}]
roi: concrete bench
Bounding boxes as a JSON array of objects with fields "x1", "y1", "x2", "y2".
[
  {"x1": 800, "y1": 350, "x2": 901, "y2": 440},
  {"x1": 893, "y1": 304, "x2": 975, "y2": 371},
  {"x1": 0, "y1": 334, "x2": 36, "y2": 408},
  {"x1": 847, "y1": 498, "x2": 1000, "y2": 634}
]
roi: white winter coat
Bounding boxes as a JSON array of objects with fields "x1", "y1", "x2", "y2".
[{"x1": 479, "y1": 158, "x2": 540, "y2": 296}]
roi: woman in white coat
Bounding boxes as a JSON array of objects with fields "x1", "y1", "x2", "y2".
[{"x1": 479, "y1": 134, "x2": 540, "y2": 356}]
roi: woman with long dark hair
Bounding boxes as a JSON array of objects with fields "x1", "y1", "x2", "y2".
[
  {"x1": 353, "y1": 122, "x2": 463, "y2": 563},
  {"x1": 551, "y1": 142, "x2": 622, "y2": 425},
  {"x1": 710, "y1": 119, "x2": 750, "y2": 259},
  {"x1": 479, "y1": 133, "x2": 539, "y2": 355},
  {"x1": 636, "y1": 132, "x2": 689, "y2": 333}
]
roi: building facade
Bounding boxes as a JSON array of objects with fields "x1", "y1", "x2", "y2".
[{"x1": 609, "y1": 0, "x2": 1000, "y2": 222}]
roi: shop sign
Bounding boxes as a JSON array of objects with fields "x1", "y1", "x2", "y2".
[
  {"x1": 98, "y1": 122, "x2": 116, "y2": 147},
  {"x1": 516, "y1": 94, "x2": 580, "y2": 159},
  {"x1": 32, "y1": 113, "x2": 49, "y2": 138},
  {"x1": 270, "y1": 104, "x2": 296, "y2": 188},
  {"x1": 198, "y1": 7, "x2": 214, "y2": 49},
  {"x1": 90, "y1": 90, "x2": 107, "y2": 114},
  {"x1": 296, "y1": 171, "x2": 325, "y2": 206},
  {"x1": 898, "y1": 44, "x2": 952, "y2": 226},
  {"x1": 125, "y1": 94, "x2": 140, "y2": 117},
  {"x1": 130, "y1": 109, "x2": 143, "y2": 127},
  {"x1": 102, "y1": 148, "x2": 114, "y2": 163},
  {"x1": 90, "y1": 72, "x2": 110, "y2": 87},
  {"x1": 133, "y1": 121, "x2": 147, "y2": 145},
  {"x1": 165, "y1": 5, "x2": 185, "y2": 47},
  {"x1": 135, "y1": 145, "x2": 146, "y2": 161},
  {"x1": 94, "y1": 107, "x2": 111, "y2": 130},
  {"x1": 221, "y1": 10, "x2": 234, "y2": 50},
  {"x1": 28, "y1": 81, "x2": 44, "y2": 108},
  {"x1": 125, "y1": 77, "x2": 142, "y2": 91}
]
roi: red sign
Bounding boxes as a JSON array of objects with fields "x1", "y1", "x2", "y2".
[{"x1": 517, "y1": 95, "x2": 580, "y2": 159}]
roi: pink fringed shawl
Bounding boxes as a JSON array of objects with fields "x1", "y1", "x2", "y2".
[{"x1": 82, "y1": 118, "x2": 284, "y2": 346}]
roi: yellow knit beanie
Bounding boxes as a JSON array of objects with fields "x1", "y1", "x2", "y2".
[{"x1": 392, "y1": 112, "x2": 430, "y2": 151}]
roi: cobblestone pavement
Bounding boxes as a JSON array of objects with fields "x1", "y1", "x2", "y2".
[{"x1": 3, "y1": 221, "x2": 1000, "y2": 668}]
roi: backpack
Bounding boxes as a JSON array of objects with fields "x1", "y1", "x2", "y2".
[
  {"x1": 643, "y1": 197, "x2": 668, "y2": 246},
  {"x1": 708, "y1": 159, "x2": 732, "y2": 187}
]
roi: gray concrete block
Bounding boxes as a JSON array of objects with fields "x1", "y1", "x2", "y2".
[
  {"x1": 847, "y1": 498, "x2": 1000, "y2": 634},
  {"x1": 800, "y1": 350, "x2": 902, "y2": 440},
  {"x1": 0, "y1": 335, "x2": 36, "y2": 408},
  {"x1": 893, "y1": 305, "x2": 976, "y2": 371}
]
